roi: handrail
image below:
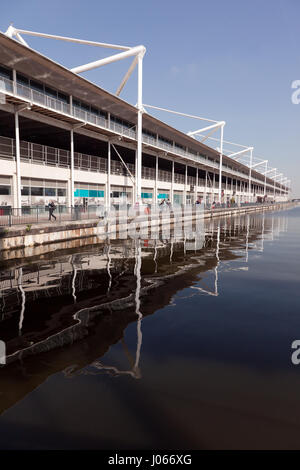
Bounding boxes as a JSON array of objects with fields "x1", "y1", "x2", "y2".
[{"x1": 0, "y1": 76, "x2": 284, "y2": 190}]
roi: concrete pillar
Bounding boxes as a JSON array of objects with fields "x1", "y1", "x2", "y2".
[
  {"x1": 136, "y1": 54, "x2": 143, "y2": 203},
  {"x1": 204, "y1": 170, "x2": 207, "y2": 205},
  {"x1": 195, "y1": 167, "x2": 198, "y2": 203},
  {"x1": 14, "y1": 110, "x2": 22, "y2": 210},
  {"x1": 171, "y1": 160, "x2": 174, "y2": 204},
  {"x1": 12, "y1": 69, "x2": 17, "y2": 95},
  {"x1": 184, "y1": 165, "x2": 187, "y2": 204},
  {"x1": 12, "y1": 173, "x2": 18, "y2": 209},
  {"x1": 155, "y1": 155, "x2": 158, "y2": 204},
  {"x1": 107, "y1": 140, "x2": 111, "y2": 208},
  {"x1": 69, "y1": 129, "x2": 74, "y2": 207}
]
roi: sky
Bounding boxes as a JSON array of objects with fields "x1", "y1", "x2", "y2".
[{"x1": 1, "y1": 0, "x2": 299, "y2": 195}]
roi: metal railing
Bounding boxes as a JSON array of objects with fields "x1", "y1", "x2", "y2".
[
  {"x1": 0, "y1": 206, "x2": 103, "y2": 227},
  {"x1": 110, "y1": 160, "x2": 135, "y2": 176},
  {"x1": 174, "y1": 173, "x2": 185, "y2": 184},
  {"x1": 0, "y1": 76, "x2": 284, "y2": 191},
  {"x1": 158, "y1": 169, "x2": 172, "y2": 182},
  {"x1": 0, "y1": 201, "x2": 289, "y2": 228},
  {"x1": 142, "y1": 167, "x2": 156, "y2": 180}
]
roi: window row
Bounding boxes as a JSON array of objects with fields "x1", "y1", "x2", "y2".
[{"x1": 21, "y1": 187, "x2": 67, "y2": 197}]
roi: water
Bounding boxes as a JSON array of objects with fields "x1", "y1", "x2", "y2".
[{"x1": 0, "y1": 206, "x2": 300, "y2": 449}]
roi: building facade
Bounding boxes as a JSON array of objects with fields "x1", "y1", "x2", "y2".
[{"x1": 0, "y1": 32, "x2": 289, "y2": 211}]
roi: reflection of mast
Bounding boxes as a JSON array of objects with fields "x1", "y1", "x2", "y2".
[
  {"x1": 17, "y1": 267, "x2": 25, "y2": 335},
  {"x1": 133, "y1": 239, "x2": 142, "y2": 377},
  {"x1": 214, "y1": 222, "x2": 220, "y2": 296},
  {"x1": 259, "y1": 212, "x2": 265, "y2": 252},
  {"x1": 191, "y1": 220, "x2": 220, "y2": 297},
  {"x1": 170, "y1": 239, "x2": 174, "y2": 263},
  {"x1": 153, "y1": 240, "x2": 158, "y2": 273},
  {"x1": 106, "y1": 242, "x2": 112, "y2": 295},
  {"x1": 75, "y1": 239, "x2": 144, "y2": 379},
  {"x1": 245, "y1": 214, "x2": 249, "y2": 262},
  {"x1": 71, "y1": 255, "x2": 77, "y2": 303}
]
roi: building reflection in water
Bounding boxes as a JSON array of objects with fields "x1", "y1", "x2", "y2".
[{"x1": 0, "y1": 212, "x2": 290, "y2": 412}]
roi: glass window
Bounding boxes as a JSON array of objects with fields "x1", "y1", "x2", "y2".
[
  {"x1": 45, "y1": 87, "x2": 57, "y2": 99},
  {"x1": 81, "y1": 103, "x2": 90, "y2": 112},
  {"x1": 21, "y1": 186, "x2": 29, "y2": 196},
  {"x1": 57, "y1": 188, "x2": 66, "y2": 197},
  {"x1": 45, "y1": 188, "x2": 56, "y2": 196},
  {"x1": 57, "y1": 92, "x2": 69, "y2": 103},
  {"x1": 30, "y1": 80, "x2": 44, "y2": 92},
  {"x1": 31, "y1": 187, "x2": 44, "y2": 196},
  {"x1": 0, "y1": 185, "x2": 10, "y2": 195},
  {"x1": 111, "y1": 191, "x2": 128, "y2": 198},
  {"x1": 0, "y1": 66, "x2": 12, "y2": 80},
  {"x1": 90, "y1": 107, "x2": 99, "y2": 116},
  {"x1": 99, "y1": 110, "x2": 107, "y2": 119},
  {"x1": 16, "y1": 73, "x2": 29, "y2": 86}
]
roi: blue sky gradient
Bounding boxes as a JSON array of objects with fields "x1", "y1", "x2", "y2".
[{"x1": 1, "y1": 0, "x2": 299, "y2": 195}]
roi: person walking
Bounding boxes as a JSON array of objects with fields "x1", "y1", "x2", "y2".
[{"x1": 48, "y1": 201, "x2": 57, "y2": 221}]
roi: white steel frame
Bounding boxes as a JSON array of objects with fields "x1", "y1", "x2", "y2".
[
  {"x1": 143, "y1": 104, "x2": 225, "y2": 202},
  {"x1": 5, "y1": 25, "x2": 146, "y2": 203},
  {"x1": 4, "y1": 25, "x2": 290, "y2": 204}
]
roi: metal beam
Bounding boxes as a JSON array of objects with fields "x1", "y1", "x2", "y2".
[
  {"x1": 251, "y1": 159, "x2": 268, "y2": 169},
  {"x1": 143, "y1": 104, "x2": 220, "y2": 124},
  {"x1": 71, "y1": 45, "x2": 145, "y2": 74},
  {"x1": 6, "y1": 26, "x2": 130, "y2": 51},
  {"x1": 228, "y1": 147, "x2": 253, "y2": 160}
]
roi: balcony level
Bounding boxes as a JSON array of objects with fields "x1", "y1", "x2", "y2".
[{"x1": 0, "y1": 74, "x2": 280, "y2": 192}]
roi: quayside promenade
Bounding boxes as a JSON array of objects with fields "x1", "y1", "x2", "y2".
[{"x1": 0, "y1": 201, "x2": 295, "y2": 256}]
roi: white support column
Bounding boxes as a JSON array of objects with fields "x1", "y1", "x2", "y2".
[
  {"x1": 69, "y1": 95, "x2": 73, "y2": 115},
  {"x1": 273, "y1": 169, "x2": 277, "y2": 201},
  {"x1": 195, "y1": 167, "x2": 198, "y2": 203},
  {"x1": 248, "y1": 148, "x2": 253, "y2": 202},
  {"x1": 107, "y1": 140, "x2": 111, "y2": 208},
  {"x1": 184, "y1": 165, "x2": 187, "y2": 204},
  {"x1": 213, "y1": 172, "x2": 216, "y2": 202},
  {"x1": 171, "y1": 160, "x2": 174, "y2": 204},
  {"x1": 136, "y1": 53, "x2": 143, "y2": 203},
  {"x1": 12, "y1": 69, "x2": 17, "y2": 95},
  {"x1": 218, "y1": 124, "x2": 224, "y2": 203},
  {"x1": 155, "y1": 155, "x2": 158, "y2": 204},
  {"x1": 70, "y1": 129, "x2": 74, "y2": 207},
  {"x1": 204, "y1": 170, "x2": 207, "y2": 205},
  {"x1": 14, "y1": 110, "x2": 22, "y2": 210}
]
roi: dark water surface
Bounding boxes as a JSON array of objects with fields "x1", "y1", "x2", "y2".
[{"x1": 0, "y1": 206, "x2": 300, "y2": 449}]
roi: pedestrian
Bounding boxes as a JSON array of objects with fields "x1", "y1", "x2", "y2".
[{"x1": 48, "y1": 200, "x2": 57, "y2": 221}]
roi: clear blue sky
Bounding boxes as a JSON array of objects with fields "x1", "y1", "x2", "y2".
[{"x1": 1, "y1": 0, "x2": 299, "y2": 195}]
